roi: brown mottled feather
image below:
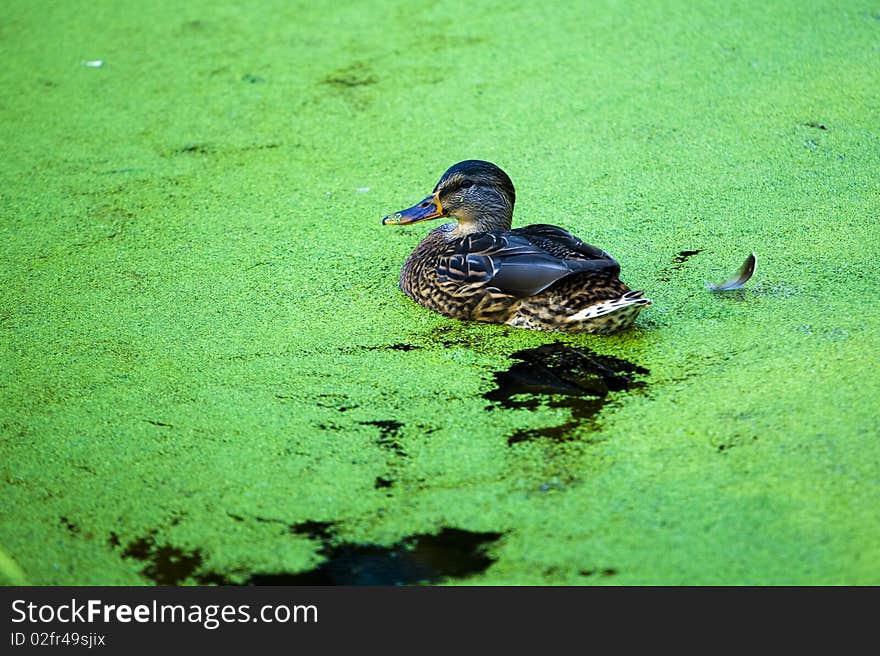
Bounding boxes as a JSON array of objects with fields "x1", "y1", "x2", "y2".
[{"x1": 400, "y1": 223, "x2": 648, "y2": 333}]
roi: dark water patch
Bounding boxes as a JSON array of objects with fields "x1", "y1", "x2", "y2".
[
  {"x1": 715, "y1": 434, "x2": 758, "y2": 454},
  {"x1": 339, "y1": 343, "x2": 423, "y2": 354},
  {"x1": 486, "y1": 344, "x2": 647, "y2": 404},
  {"x1": 579, "y1": 568, "x2": 618, "y2": 578},
  {"x1": 508, "y1": 421, "x2": 602, "y2": 446},
  {"x1": 73, "y1": 463, "x2": 97, "y2": 475},
  {"x1": 361, "y1": 419, "x2": 403, "y2": 435},
  {"x1": 244, "y1": 527, "x2": 502, "y2": 586},
  {"x1": 658, "y1": 248, "x2": 704, "y2": 281},
  {"x1": 120, "y1": 535, "x2": 209, "y2": 585},
  {"x1": 60, "y1": 516, "x2": 80, "y2": 535},
  {"x1": 289, "y1": 520, "x2": 336, "y2": 542},
  {"x1": 486, "y1": 343, "x2": 648, "y2": 444},
  {"x1": 178, "y1": 143, "x2": 213, "y2": 155},
  {"x1": 224, "y1": 515, "x2": 336, "y2": 540},
  {"x1": 387, "y1": 343, "x2": 419, "y2": 351},
  {"x1": 238, "y1": 142, "x2": 280, "y2": 152},
  {"x1": 315, "y1": 393, "x2": 353, "y2": 408},
  {"x1": 113, "y1": 520, "x2": 501, "y2": 585},
  {"x1": 309, "y1": 391, "x2": 360, "y2": 412},
  {"x1": 282, "y1": 394, "x2": 357, "y2": 411},
  {"x1": 672, "y1": 249, "x2": 703, "y2": 264},
  {"x1": 360, "y1": 420, "x2": 406, "y2": 457}
]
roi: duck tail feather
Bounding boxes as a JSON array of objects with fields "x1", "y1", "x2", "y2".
[{"x1": 566, "y1": 293, "x2": 652, "y2": 322}]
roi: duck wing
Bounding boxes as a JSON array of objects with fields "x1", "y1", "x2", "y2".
[
  {"x1": 437, "y1": 230, "x2": 620, "y2": 299},
  {"x1": 513, "y1": 224, "x2": 618, "y2": 262}
]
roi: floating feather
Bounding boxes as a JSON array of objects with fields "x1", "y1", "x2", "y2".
[{"x1": 707, "y1": 252, "x2": 757, "y2": 291}]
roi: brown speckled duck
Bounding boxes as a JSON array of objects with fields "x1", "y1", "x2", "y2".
[{"x1": 382, "y1": 160, "x2": 650, "y2": 334}]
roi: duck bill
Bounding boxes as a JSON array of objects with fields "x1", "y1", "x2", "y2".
[{"x1": 382, "y1": 193, "x2": 444, "y2": 225}]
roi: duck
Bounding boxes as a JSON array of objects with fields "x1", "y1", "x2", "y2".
[{"x1": 381, "y1": 160, "x2": 650, "y2": 334}]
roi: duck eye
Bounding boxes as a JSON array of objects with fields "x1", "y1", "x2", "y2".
[{"x1": 460, "y1": 180, "x2": 474, "y2": 189}]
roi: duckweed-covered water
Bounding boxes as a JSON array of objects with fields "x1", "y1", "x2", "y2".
[{"x1": 2, "y1": 0, "x2": 879, "y2": 585}]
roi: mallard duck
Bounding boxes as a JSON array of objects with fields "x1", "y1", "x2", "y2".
[{"x1": 382, "y1": 160, "x2": 650, "y2": 334}]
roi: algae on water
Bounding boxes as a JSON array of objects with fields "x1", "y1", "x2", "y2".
[{"x1": 1, "y1": 0, "x2": 879, "y2": 585}]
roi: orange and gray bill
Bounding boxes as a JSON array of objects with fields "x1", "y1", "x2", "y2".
[{"x1": 382, "y1": 193, "x2": 444, "y2": 225}]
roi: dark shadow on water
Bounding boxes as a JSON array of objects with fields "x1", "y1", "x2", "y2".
[
  {"x1": 658, "y1": 248, "x2": 703, "y2": 282},
  {"x1": 484, "y1": 343, "x2": 648, "y2": 444},
  {"x1": 117, "y1": 524, "x2": 502, "y2": 586},
  {"x1": 374, "y1": 476, "x2": 394, "y2": 489},
  {"x1": 246, "y1": 527, "x2": 503, "y2": 586},
  {"x1": 359, "y1": 420, "x2": 406, "y2": 456},
  {"x1": 120, "y1": 533, "x2": 225, "y2": 585},
  {"x1": 672, "y1": 249, "x2": 704, "y2": 264}
]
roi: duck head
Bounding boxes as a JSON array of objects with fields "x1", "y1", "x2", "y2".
[{"x1": 382, "y1": 160, "x2": 516, "y2": 233}]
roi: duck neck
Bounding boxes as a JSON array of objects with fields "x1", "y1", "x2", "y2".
[{"x1": 451, "y1": 195, "x2": 514, "y2": 236}]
